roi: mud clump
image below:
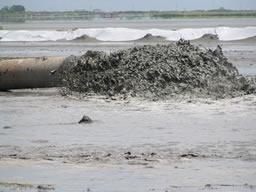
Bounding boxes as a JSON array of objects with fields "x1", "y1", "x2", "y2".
[
  {"x1": 73, "y1": 34, "x2": 99, "y2": 42},
  {"x1": 59, "y1": 39, "x2": 255, "y2": 99},
  {"x1": 37, "y1": 184, "x2": 55, "y2": 191},
  {"x1": 198, "y1": 34, "x2": 219, "y2": 41},
  {"x1": 79, "y1": 115, "x2": 93, "y2": 124},
  {"x1": 137, "y1": 33, "x2": 167, "y2": 42},
  {"x1": 3, "y1": 126, "x2": 12, "y2": 129}
]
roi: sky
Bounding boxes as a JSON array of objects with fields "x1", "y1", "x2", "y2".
[{"x1": 0, "y1": 0, "x2": 256, "y2": 11}]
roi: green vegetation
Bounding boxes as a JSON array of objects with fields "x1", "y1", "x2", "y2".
[
  {"x1": 0, "y1": 5, "x2": 25, "y2": 22},
  {"x1": 2, "y1": 5, "x2": 25, "y2": 12},
  {"x1": 151, "y1": 10, "x2": 256, "y2": 19},
  {"x1": 0, "y1": 5, "x2": 256, "y2": 22},
  {"x1": 23, "y1": 9, "x2": 256, "y2": 21}
]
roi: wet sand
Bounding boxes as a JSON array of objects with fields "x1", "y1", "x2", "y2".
[{"x1": 0, "y1": 89, "x2": 256, "y2": 191}]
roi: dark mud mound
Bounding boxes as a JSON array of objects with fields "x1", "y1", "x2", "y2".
[
  {"x1": 192, "y1": 34, "x2": 219, "y2": 43},
  {"x1": 73, "y1": 34, "x2": 99, "y2": 42},
  {"x1": 59, "y1": 39, "x2": 255, "y2": 99},
  {"x1": 136, "y1": 33, "x2": 167, "y2": 42},
  {"x1": 200, "y1": 34, "x2": 219, "y2": 41}
]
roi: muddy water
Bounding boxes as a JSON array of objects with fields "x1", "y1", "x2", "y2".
[
  {"x1": 1, "y1": 18, "x2": 256, "y2": 30},
  {"x1": 0, "y1": 89, "x2": 256, "y2": 191},
  {"x1": 0, "y1": 18, "x2": 256, "y2": 191},
  {"x1": 237, "y1": 66, "x2": 256, "y2": 76},
  {"x1": 0, "y1": 159, "x2": 255, "y2": 192}
]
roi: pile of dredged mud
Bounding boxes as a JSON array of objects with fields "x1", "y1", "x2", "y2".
[{"x1": 59, "y1": 39, "x2": 255, "y2": 99}]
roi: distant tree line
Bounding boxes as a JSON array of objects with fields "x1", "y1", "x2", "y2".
[
  {"x1": 0, "y1": 5, "x2": 25, "y2": 13},
  {"x1": 0, "y1": 5, "x2": 256, "y2": 23},
  {"x1": 0, "y1": 5, "x2": 26, "y2": 22}
]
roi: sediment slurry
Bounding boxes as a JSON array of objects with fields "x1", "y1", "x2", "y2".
[
  {"x1": 73, "y1": 34, "x2": 99, "y2": 42},
  {"x1": 0, "y1": 182, "x2": 54, "y2": 192},
  {"x1": 192, "y1": 33, "x2": 220, "y2": 43},
  {"x1": 1, "y1": 142, "x2": 256, "y2": 165},
  {"x1": 59, "y1": 39, "x2": 255, "y2": 99},
  {"x1": 1, "y1": 89, "x2": 256, "y2": 191}
]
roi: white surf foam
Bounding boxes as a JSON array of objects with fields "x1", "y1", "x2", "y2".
[{"x1": 0, "y1": 27, "x2": 256, "y2": 42}]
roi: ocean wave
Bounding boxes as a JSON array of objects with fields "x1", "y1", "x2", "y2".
[{"x1": 0, "y1": 27, "x2": 256, "y2": 42}]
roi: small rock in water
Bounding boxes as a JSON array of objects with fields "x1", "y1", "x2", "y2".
[{"x1": 79, "y1": 115, "x2": 93, "y2": 124}]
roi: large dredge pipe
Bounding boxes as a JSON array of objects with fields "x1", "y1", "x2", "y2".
[{"x1": 0, "y1": 57, "x2": 65, "y2": 91}]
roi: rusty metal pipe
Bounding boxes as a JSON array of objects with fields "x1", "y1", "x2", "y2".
[{"x1": 0, "y1": 57, "x2": 65, "y2": 91}]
